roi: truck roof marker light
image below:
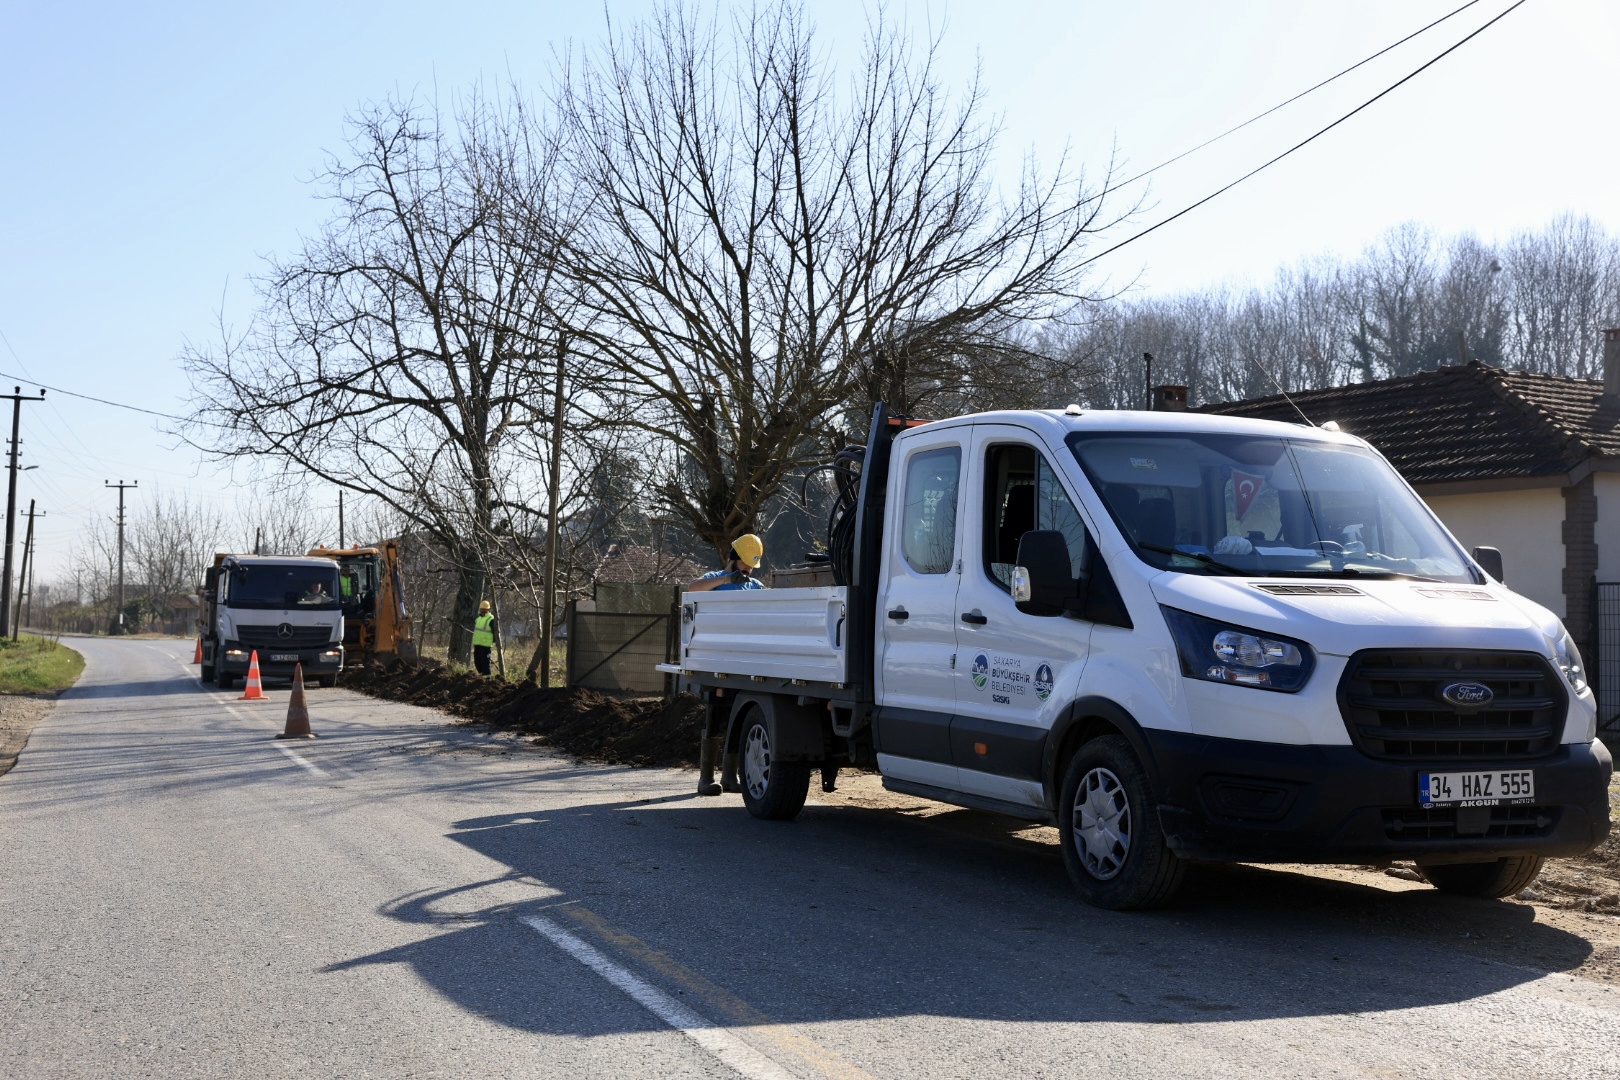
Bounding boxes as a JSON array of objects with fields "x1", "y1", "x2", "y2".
[
  {"x1": 885, "y1": 416, "x2": 931, "y2": 431},
  {"x1": 1064, "y1": 403, "x2": 1084, "y2": 416}
]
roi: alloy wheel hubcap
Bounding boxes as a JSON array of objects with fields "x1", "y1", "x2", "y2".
[
  {"x1": 742, "y1": 725, "x2": 771, "y2": 799},
  {"x1": 1073, "y1": 766, "x2": 1131, "y2": 880}
]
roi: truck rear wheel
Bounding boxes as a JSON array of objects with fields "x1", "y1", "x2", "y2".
[
  {"x1": 738, "y1": 710, "x2": 810, "y2": 821},
  {"x1": 1416, "y1": 855, "x2": 1544, "y2": 898},
  {"x1": 1058, "y1": 734, "x2": 1184, "y2": 910}
]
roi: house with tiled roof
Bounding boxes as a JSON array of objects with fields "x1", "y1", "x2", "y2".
[{"x1": 1197, "y1": 329, "x2": 1620, "y2": 728}]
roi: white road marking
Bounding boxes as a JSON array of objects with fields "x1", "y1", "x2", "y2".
[
  {"x1": 522, "y1": 913, "x2": 800, "y2": 1080},
  {"x1": 273, "y1": 743, "x2": 328, "y2": 776}
]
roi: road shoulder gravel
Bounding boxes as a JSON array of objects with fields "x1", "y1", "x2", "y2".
[{"x1": 0, "y1": 692, "x2": 58, "y2": 778}]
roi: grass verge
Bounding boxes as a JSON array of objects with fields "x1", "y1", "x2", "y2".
[{"x1": 0, "y1": 634, "x2": 85, "y2": 694}]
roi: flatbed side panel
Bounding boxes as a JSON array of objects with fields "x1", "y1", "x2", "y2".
[{"x1": 682, "y1": 585, "x2": 849, "y2": 683}]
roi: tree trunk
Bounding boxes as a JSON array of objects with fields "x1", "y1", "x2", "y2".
[{"x1": 447, "y1": 562, "x2": 486, "y2": 666}]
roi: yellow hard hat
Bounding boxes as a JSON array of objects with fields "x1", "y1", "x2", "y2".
[
  {"x1": 731, "y1": 533, "x2": 764, "y2": 568},
  {"x1": 479, "y1": 600, "x2": 492, "y2": 611}
]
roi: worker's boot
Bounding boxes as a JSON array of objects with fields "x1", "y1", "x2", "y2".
[
  {"x1": 697, "y1": 736, "x2": 722, "y2": 796},
  {"x1": 820, "y1": 764, "x2": 839, "y2": 793},
  {"x1": 721, "y1": 749, "x2": 742, "y2": 794}
]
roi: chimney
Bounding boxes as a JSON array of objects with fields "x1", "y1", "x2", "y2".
[
  {"x1": 1602, "y1": 328, "x2": 1620, "y2": 410},
  {"x1": 1150, "y1": 384, "x2": 1188, "y2": 412}
]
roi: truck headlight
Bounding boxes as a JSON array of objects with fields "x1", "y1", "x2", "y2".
[
  {"x1": 1550, "y1": 627, "x2": 1588, "y2": 695},
  {"x1": 1162, "y1": 607, "x2": 1315, "y2": 693}
]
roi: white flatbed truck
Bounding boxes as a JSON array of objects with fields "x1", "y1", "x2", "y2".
[{"x1": 663, "y1": 404, "x2": 1612, "y2": 909}]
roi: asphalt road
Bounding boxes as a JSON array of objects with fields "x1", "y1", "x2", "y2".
[{"x1": 3, "y1": 637, "x2": 1618, "y2": 1079}]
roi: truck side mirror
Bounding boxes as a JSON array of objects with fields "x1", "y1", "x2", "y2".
[
  {"x1": 1013, "y1": 530, "x2": 1073, "y2": 617},
  {"x1": 1472, "y1": 545, "x2": 1504, "y2": 584}
]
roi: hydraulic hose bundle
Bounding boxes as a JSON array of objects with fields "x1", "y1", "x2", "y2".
[{"x1": 801, "y1": 444, "x2": 866, "y2": 586}]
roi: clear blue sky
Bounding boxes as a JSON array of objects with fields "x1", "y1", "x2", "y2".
[{"x1": 2, "y1": 0, "x2": 1614, "y2": 583}]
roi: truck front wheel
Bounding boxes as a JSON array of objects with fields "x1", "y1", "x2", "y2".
[
  {"x1": 738, "y1": 710, "x2": 810, "y2": 821},
  {"x1": 214, "y1": 649, "x2": 235, "y2": 691},
  {"x1": 1416, "y1": 855, "x2": 1544, "y2": 898},
  {"x1": 1058, "y1": 735, "x2": 1185, "y2": 910}
]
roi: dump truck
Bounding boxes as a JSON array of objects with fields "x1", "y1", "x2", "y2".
[
  {"x1": 200, "y1": 553, "x2": 345, "y2": 688},
  {"x1": 307, "y1": 540, "x2": 417, "y2": 668},
  {"x1": 663, "y1": 403, "x2": 1613, "y2": 909}
]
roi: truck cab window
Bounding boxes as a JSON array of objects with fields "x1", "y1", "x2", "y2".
[
  {"x1": 900, "y1": 447, "x2": 961, "y2": 575},
  {"x1": 983, "y1": 444, "x2": 1090, "y2": 590}
]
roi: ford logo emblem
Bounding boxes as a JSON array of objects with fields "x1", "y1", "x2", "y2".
[{"x1": 1441, "y1": 681, "x2": 1494, "y2": 708}]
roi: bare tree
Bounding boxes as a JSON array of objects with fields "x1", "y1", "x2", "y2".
[
  {"x1": 232, "y1": 487, "x2": 333, "y2": 557},
  {"x1": 128, "y1": 490, "x2": 228, "y2": 627},
  {"x1": 1502, "y1": 214, "x2": 1620, "y2": 377},
  {"x1": 184, "y1": 95, "x2": 570, "y2": 663},
  {"x1": 543, "y1": 1, "x2": 1125, "y2": 556}
]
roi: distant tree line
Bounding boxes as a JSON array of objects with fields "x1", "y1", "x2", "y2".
[{"x1": 1051, "y1": 216, "x2": 1620, "y2": 411}]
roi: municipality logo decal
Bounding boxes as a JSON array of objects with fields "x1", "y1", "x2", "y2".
[
  {"x1": 972, "y1": 654, "x2": 989, "y2": 689},
  {"x1": 1035, "y1": 663, "x2": 1054, "y2": 700}
]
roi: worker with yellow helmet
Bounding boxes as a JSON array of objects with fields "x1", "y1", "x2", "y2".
[
  {"x1": 691, "y1": 534, "x2": 767, "y2": 795},
  {"x1": 472, "y1": 599, "x2": 497, "y2": 676},
  {"x1": 687, "y1": 533, "x2": 766, "y2": 592}
]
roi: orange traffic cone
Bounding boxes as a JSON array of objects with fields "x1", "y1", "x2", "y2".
[
  {"x1": 239, "y1": 651, "x2": 267, "y2": 701},
  {"x1": 193, "y1": 637, "x2": 203, "y2": 664},
  {"x1": 276, "y1": 663, "x2": 317, "y2": 739}
]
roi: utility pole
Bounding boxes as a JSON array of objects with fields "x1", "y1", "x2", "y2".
[
  {"x1": 338, "y1": 491, "x2": 345, "y2": 549},
  {"x1": 0, "y1": 386, "x2": 45, "y2": 639},
  {"x1": 24, "y1": 523, "x2": 36, "y2": 631},
  {"x1": 1143, "y1": 352, "x2": 1154, "y2": 411},
  {"x1": 13, "y1": 499, "x2": 40, "y2": 640},
  {"x1": 105, "y1": 480, "x2": 137, "y2": 635}
]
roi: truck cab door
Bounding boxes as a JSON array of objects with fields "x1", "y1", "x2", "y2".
[
  {"x1": 951, "y1": 426, "x2": 1098, "y2": 812},
  {"x1": 873, "y1": 429, "x2": 965, "y2": 789}
]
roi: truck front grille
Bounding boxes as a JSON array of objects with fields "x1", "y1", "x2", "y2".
[
  {"x1": 236, "y1": 624, "x2": 335, "y2": 650},
  {"x1": 1337, "y1": 649, "x2": 1565, "y2": 762},
  {"x1": 1382, "y1": 805, "x2": 1559, "y2": 841}
]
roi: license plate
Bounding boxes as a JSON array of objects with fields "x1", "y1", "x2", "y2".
[
  {"x1": 270, "y1": 653, "x2": 300, "y2": 663},
  {"x1": 1419, "y1": 769, "x2": 1535, "y2": 807}
]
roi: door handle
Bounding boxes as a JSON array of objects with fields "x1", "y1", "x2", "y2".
[
  {"x1": 887, "y1": 608, "x2": 909, "y2": 621},
  {"x1": 961, "y1": 612, "x2": 988, "y2": 625}
]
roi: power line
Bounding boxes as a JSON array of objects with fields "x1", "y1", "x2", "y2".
[
  {"x1": 0, "y1": 367, "x2": 195, "y2": 424},
  {"x1": 1084, "y1": 0, "x2": 1529, "y2": 268},
  {"x1": 1111, "y1": 0, "x2": 1486, "y2": 193}
]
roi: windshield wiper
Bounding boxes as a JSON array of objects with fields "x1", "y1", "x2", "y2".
[
  {"x1": 1134, "y1": 542, "x2": 1249, "y2": 576},
  {"x1": 1332, "y1": 566, "x2": 1448, "y2": 582}
]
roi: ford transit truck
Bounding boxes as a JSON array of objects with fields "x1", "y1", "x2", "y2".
[
  {"x1": 200, "y1": 554, "x2": 346, "y2": 689},
  {"x1": 662, "y1": 404, "x2": 1612, "y2": 909}
]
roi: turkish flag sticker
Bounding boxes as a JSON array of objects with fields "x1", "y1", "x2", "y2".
[{"x1": 1232, "y1": 470, "x2": 1265, "y2": 520}]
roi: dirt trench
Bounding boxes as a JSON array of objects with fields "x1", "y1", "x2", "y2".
[{"x1": 339, "y1": 660, "x2": 703, "y2": 768}]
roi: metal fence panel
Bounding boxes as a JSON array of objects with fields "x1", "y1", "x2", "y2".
[
  {"x1": 1598, "y1": 583, "x2": 1620, "y2": 733},
  {"x1": 566, "y1": 610, "x2": 673, "y2": 695}
]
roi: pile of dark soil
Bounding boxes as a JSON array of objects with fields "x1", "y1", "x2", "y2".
[{"x1": 340, "y1": 660, "x2": 704, "y2": 767}]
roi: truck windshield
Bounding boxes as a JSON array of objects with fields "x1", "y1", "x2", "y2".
[
  {"x1": 1069, "y1": 431, "x2": 1476, "y2": 583},
  {"x1": 229, "y1": 565, "x2": 343, "y2": 609}
]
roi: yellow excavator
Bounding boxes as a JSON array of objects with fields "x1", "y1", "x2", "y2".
[{"x1": 307, "y1": 539, "x2": 418, "y2": 668}]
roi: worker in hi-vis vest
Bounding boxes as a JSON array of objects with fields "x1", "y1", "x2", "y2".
[{"x1": 472, "y1": 600, "x2": 496, "y2": 677}]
